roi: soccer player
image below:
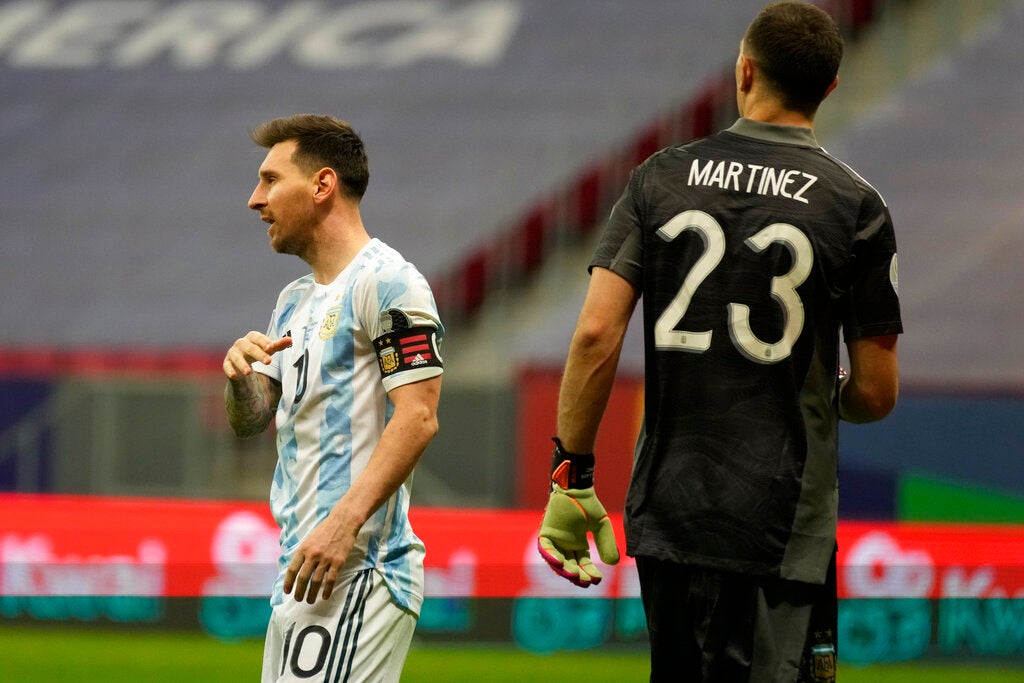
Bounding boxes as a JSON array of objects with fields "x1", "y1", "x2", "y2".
[
  {"x1": 537, "y1": 2, "x2": 901, "y2": 681},
  {"x1": 223, "y1": 114, "x2": 443, "y2": 683}
]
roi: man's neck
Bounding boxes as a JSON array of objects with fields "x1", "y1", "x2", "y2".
[
  {"x1": 307, "y1": 222, "x2": 372, "y2": 285},
  {"x1": 739, "y1": 91, "x2": 815, "y2": 129}
]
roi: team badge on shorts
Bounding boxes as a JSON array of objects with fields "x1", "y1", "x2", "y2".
[{"x1": 811, "y1": 641, "x2": 836, "y2": 682}]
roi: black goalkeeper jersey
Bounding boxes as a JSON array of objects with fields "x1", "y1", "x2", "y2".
[{"x1": 593, "y1": 118, "x2": 903, "y2": 584}]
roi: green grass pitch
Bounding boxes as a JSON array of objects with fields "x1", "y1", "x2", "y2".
[{"x1": 2, "y1": 625, "x2": 1022, "y2": 682}]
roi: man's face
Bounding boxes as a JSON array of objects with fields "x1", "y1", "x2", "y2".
[{"x1": 248, "y1": 140, "x2": 318, "y2": 256}]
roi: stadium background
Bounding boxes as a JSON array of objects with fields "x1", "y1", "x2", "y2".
[{"x1": 2, "y1": 0, "x2": 1023, "y2": 679}]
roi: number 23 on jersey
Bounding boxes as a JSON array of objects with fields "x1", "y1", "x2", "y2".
[{"x1": 654, "y1": 209, "x2": 813, "y2": 365}]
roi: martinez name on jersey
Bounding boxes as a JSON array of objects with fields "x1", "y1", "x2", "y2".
[{"x1": 688, "y1": 158, "x2": 818, "y2": 205}]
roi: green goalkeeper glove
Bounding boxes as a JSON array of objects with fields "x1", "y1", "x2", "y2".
[{"x1": 537, "y1": 438, "x2": 619, "y2": 587}]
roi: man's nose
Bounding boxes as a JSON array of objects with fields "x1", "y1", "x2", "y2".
[{"x1": 248, "y1": 187, "x2": 264, "y2": 210}]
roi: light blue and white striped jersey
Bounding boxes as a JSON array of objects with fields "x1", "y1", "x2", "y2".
[{"x1": 253, "y1": 238, "x2": 443, "y2": 614}]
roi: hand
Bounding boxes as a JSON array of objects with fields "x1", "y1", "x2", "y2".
[
  {"x1": 538, "y1": 484, "x2": 619, "y2": 588},
  {"x1": 284, "y1": 514, "x2": 358, "y2": 604},
  {"x1": 223, "y1": 331, "x2": 292, "y2": 381}
]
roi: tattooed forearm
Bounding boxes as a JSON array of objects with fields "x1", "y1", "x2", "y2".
[{"x1": 225, "y1": 375, "x2": 278, "y2": 438}]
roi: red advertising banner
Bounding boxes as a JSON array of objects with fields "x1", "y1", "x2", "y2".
[
  {"x1": 3, "y1": 494, "x2": 1024, "y2": 600},
  {"x1": 515, "y1": 368, "x2": 643, "y2": 511}
]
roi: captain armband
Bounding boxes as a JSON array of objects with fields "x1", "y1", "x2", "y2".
[{"x1": 373, "y1": 325, "x2": 443, "y2": 379}]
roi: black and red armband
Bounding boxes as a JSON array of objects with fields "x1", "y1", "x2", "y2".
[
  {"x1": 373, "y1": 309, "x2": 443, "y2": 380},
  {"x1": 550, "y1": 437, "x2": 595, "y2": 490}
]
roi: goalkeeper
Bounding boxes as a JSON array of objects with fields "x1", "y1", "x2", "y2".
[{"x1": 537, "y1": 2, "x2": 902, "y2": 681}]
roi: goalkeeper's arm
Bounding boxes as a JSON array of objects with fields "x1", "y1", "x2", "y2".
[
  {"x1": 555, "y1": 267, "x2": 638, "y2": 452},
  {"x1": 839, "y1": 335, "x2": 899, "y2": 423},
  {"x1": 536, "y1": 267, "x2": 637, "y2": 587}
]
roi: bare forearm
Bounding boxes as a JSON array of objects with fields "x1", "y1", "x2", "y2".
[
  {"x1": 840, "y1": 335, "x2": 899, "y2": 423},
  {"x1": 333, "y1": 399, "x2": 438, "y2": 529},
  {"x1": 222, "y1": 331, "x2": 290, "y2": 438},
  {"x1": 224, "y1": 375, "x2": 277, "y2": 438},
  {"x1": 555, "y1": 268, "x2": 637, "y2": 454},
  {"x1": 556, "y1": 329, "x2": 625, "y2": 454},
  {"x1": 838, "y1": 375, "x2": 898, "y2": 424}
]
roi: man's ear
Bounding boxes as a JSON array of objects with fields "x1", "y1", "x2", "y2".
[
  {"x1": 313, "y1": 167, "x2": 337, "y2": 202},
  {"x1": 822, "y1": 76, "x2": 839, "y2": 101},
  {"x1": 739, "y1": 54, "x2": 755, "y2": 93}
]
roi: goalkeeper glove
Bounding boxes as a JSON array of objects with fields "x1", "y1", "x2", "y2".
[{"x1": 537, "y1": 437, "x2": 619, "y2": 587}]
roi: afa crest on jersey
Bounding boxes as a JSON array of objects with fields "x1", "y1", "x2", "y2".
[{"x1": 319, "y1": 308, "x2": 342, "y2": 341}]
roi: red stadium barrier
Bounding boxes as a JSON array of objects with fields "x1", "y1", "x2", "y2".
[
  {"x1": 0, "y1": 347, "x2": 223, "y2": 378},
  {"x1": 3, "y1": 493, "x2": 1023, "y2": 600}
]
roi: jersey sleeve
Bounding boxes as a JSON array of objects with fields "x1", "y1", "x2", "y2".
[
  {"x1": 841, "y1": 191, "x2": 904, "y2": 341},
  {"x1": 359, "y1": 260, "x2": 444, "y2": 392},
  {"x1": 251, "y1": 307, "x2": 283, "y2": 382},
  {"x1": 590, "y1": 168, "x2": 644, "y2": 288}
]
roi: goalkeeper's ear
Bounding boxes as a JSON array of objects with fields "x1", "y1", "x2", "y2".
[{"x1": 550, "y1": 437, "x2": 595, "y2": 490}]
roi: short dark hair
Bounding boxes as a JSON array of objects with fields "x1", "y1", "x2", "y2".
[
  {"x1": 250, "y1": 114, "x2": 369, "y2": 201},
  {"x1": 744, "y1": 1, "x2": 844, "y2": 116}
]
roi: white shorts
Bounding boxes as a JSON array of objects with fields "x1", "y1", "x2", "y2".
[{"x1": 261, "y1": 568, "x2": 417, "y2": 683}]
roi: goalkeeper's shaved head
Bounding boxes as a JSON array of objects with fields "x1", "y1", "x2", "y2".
[{"x1": 743, "y1": 1, "x2": 843, "y2": 117}]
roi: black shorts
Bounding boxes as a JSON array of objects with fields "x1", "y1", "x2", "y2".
[{"x1": 636, "y1": 551, "x2": 838, "y2": 683}]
